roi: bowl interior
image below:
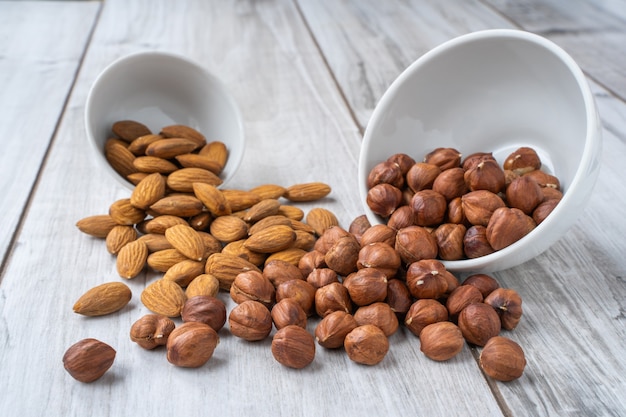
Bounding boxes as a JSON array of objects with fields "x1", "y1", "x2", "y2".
[
  {"x1": 359, "y1": 30, "x2": 600, "y2": 272},
  {"x1": 85, "y1": 51, "x2": 245, "y2": 189}
]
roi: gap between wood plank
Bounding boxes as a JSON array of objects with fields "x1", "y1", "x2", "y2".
[{"x1": 0, "y1": 3, "x2": 104, "y2": 284}]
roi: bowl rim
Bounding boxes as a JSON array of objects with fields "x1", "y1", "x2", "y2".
[{"x1": 359, "y1": 29, "x2": 602, "y2": 272}]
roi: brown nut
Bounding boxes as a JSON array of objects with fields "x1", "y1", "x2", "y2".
[
  {"x1": 356, "y1": 242, "x2": 401, "y2": 278},
  {"x1": 505, "y1": 175, "x2": 544, "y2": 215},
  {"x1": 464, "y1": 159, "x2": 505, "y2": 194},
  {"x1": 314, "y1": 225, "x2": 352, "y2": 254},
  {"x1": 387, "y1": 206, "x2": 415, "y2": 230},
  {"x1": 181, "y1": 295, "x2": 227, "y2": 332},
  {"x1": 271, "y1": 298, "x2": 307, "y2": 330},
  {"x1": 63, "y1": 338, "x2": 116, "y2": 383},
  {"x1": 433, "y1": 223, "x2": 467, "y2": 261},
  {"x1": 461, "y1": 190, "x2": 506, "y2": 227},
  {"x1": 367, "y1": 160, "x2": 405, "y2": 189},
  {"x1": 463, "y1": 225, "x2": 495, "y2": 259},
  {"x1": 405, "y1": 259, "x2": 451, "y2": 300},
  {"x1": 324, "y1": 235, "x2": 360, "y2": 276},
  {"x1": 445, "y1": 285, "x2": 483, "y2": 318},
  {"x1": 263, "y1": 259, "x2": 304, "y2": 288},
  {"x1": 386, "y1": 153, "x2": 416, "y2": 175},
  {"x1": 306, "y1": 267, "x2": 339, "y2": 289},
  {"x1": 228, "y1": 300, "x2": 273, "y2": 341},
  {"x1": 275, "y1": 279, "x2": 316, "y2": 317},
  {"x1": 271, "y1": 325, "x2": 316, "y2": 369},
  {"x1": 533, "y1": 198, "x2": 559, "y2": 225},
  {"x1": 458, "y1": 302, "x2": 501, "y2": 346},
  {"x1": 479, "y1": 336, "x2": 526, "y2": 381},
  {"x1": 484, "y1": 288, "x2": 523, "y2": 330},
  {"x1": 541, "y1": 186, "x2": 564, "y2": 202},
  {"x1": 166, "y1": 322, "x2": 219, "y2": 368},
  {"x1": 423, "y1": 147, "x2": 462, "y2": 171},
  {"x1": 503, "y1": 147, "x2": 541, "y2": 175},
  {"x1": 405, "y1": 299, "x2": 449, "y2": 337},
  {"x1": 432, "y1": 167, "x2": 468, "y2": 201},
  {"x1": 446, "y1": 197, "x2": 467, "y2": 225},
  {"x1": 314, "y1": 281, "x2": 352, "y2": 317},
  {"x1": 486, "y1": 207, "x2": 536, "y2": 251},
  {"x1": 359, "y1": 224, "x2": 397, "y2": 247},
  {"x1": 314, "y1": 310, "x2": 358, "y2": 349},
  {"x1": 366, "y1": 183, "x2": 403, "y2": 217},
  {"x1": 385, "y1": 279, "x2": 412, "y2": 318},
  {"x1": 406, "y1": 162, "x2": 441, "y2": 192},
  {"x1": 348, "y1": 214, "x2": 371, "y2": 244},
  {"x1": 230, "y1": 270, "x2": 276, "y2": 308},
  {"x1": 410, "y1": 189, "x2": 447, "y2": 226},
  {"x1": 130, "y1": 314, "x2": 176, "y2": 349},
  {"x1": 462, "y1": 274, "x2": 500, "y2": 298},
  {"x1": 419, "y1": 321, "x2": 464, "y2": 361},
  {"x1": 344, "y1": 324, "x2": 390, "y2": 366},
  {"x1": 297, "y1": 250, "x2": 326, "y2": 277},
  {"x1": 394, "y1": 225, "x2": 439, "y2": 264},
  {"x1": 523, "y1": 169, "x2": 560, "y2": 189},
  {"x1": 353, "y1": 302, "x2": 399, "y2": 337},
  {"x1": 462, "y1": 152, "x2": 496, "y2": 171},
  {"x1": 343, "y1": 268, "x2": 388, "y2": 306}
]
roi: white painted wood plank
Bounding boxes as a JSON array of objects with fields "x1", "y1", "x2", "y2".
[
  {"x1": 0, "y1": 1, "x2": 503, "y2": 417},
  {"x1": 0, "y1": 1, "x2": 100, "y2": 263}
]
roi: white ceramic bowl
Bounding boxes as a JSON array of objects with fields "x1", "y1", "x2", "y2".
[
  {"x1": 85, "y1": 51, "x2": 245, "y2": 189},
  {"x1": 359, "y1": 29, "x2": 602, "y2": 273}
]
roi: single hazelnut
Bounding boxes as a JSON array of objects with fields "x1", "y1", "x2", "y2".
[
  {"x1": 463, "y1": 225, "x2": 495, "y2": 259},
  {"x1": 276, "y1": 279, "x2": 317, "y2": 317},
  {"x1": 344, "y1": 324, "x2": 390, "y2": 365},
  {"x1": 458, "y1": 303, "x2": 501, "y2": 346},
  {"x1": 314, "y1": 281, "x2": 353, "y2": 317},
  {"x1": 503, "y1": 147, "x2": 541, "y2": 175},
  {"x1": 461, "y1": 190, "x2": 506, "y2": 226},
  {"x1": 432, "y1": 167, "x2": 468, "y2": 201},
  {"x1": 130, "y1": 314, "x2": 176, "y2": 349},
  {"x1": 367, "y1": 160, "x2": 405, "y2": 189},
  {"x1": 354, "y1": 302, "x2": 399, "y2": 336},
  {"x1": 462, "y1": 152, "x2": 496, "y2": 171},
  {"x1": 271, "y1": 325, "x2": 316, "y2": 369},
  {"x1": 314, "y1": 225, "x2": 352, "y2": 254},
  {"x1": 297, "y1": 250, "x2": 326, "y2": 277},
  {"x1": 484, "y1": 288, "x2": 523, "y2": 330},
  {"x1": 348, "y1": 214, "x2": 371, "y2": 244},
  {"x1": 166, "y1": 322, "x2": 219, "y2": 368},
  {"x1": 306, "y1": 267, "x2": 339, "y2": 289},
  {"x1": 406, "y1": 162, "x2": 441, "y2": 192},
  {"x1": 386, "y1": 153, "x2": 416, "y2": 175},
  {"x1": 433, "y1": 223, "x2": 467, "y2": 261},
  {"x1": 181, "y1": 295, "x2": 227, "y2": 332},
  {"x1": 445, "y1": 285, "x2": 483, "y2": 318},
  {"x1": 405, "y1": 259, "x2": 450, "y2": 299},
  {"x1": 394, "y1": 225, "x2": 439, "y2": 264},
  {"x1": 410, "y1": 189, "x2": 447, "y2": 226},
  {"x1": 404, "y1": 299, "x2": 449, "y2": 337},
  {"x1": 359, "y1": 224, "x2": 397, "y2": 247},
  {"x1": 533, "y1": 199, "x2": 559, "y2": 225},
  {"x1": 228, "y1": 300, "x2": 273, "y2": 341},
  {"x1": 423, "y1": 147, "x2": 462, "y2": 171},
  {"x1": 462, "y1": 274, "x2": 500, "y2": 298},
  {"x1": 357, "y1": 242, "x2": 401, "y2": 278},
  {"x1": 479, "y1": 336, "x2": 526, "y2": 381},
  {"x1": 419, "y1": 321, "x2": 464, "y2": 361},
  {"x1": 402, "y1": 187, "x2": 415, "y2": 206},
  {"x1": 263, "y1": 259, "x2": 304, "y2": 288},
  {"x1": 385, "y1": 279, "x2": 412, "y2": 318},
  {"x1": 464, "y1": 159, "x2": 506, "y2": 194},
  {"x1": 366, "y1": 183, "x2": 403, "y2": 217},
  {"x1": 271, "y1": 298, "x2": 308, "y2": 330},
  {"x1": 523, "y1": 169, "x2": 560, "y2": 189},
  {"x1": 314, "y1": 310, "x2": 358, "y2": 349},
  {"x1": 63, "y1": 338, "x2": 116, "y2": 383},
  {"x1": 324, "y1": 234, "x2": 361, "y2": 276},
  {"x1": 446, "y1": 197, "x2": 467, "y2": 225},
  {"x1": 541, "y1": 187, "x2": 563, "y2": 202},
  {"x1": 486, "y1": 207, "x2": 536, "y2": 251},
  {"x1": 230, "y1": 270, "x2": 275, "y2": 309},
  {"x1": 506, "y1": 176, "x2": 544, "y2": 215},
  {"x1": 343, "y1": 268, "x2": 389, "y2": 306},
  {"x1": 387, "y1": 206, "x2": 415, "y2": 230}
]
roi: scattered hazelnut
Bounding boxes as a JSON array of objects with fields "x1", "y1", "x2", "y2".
[
  {"x1": 314, "y1": 310, "x2": 358, "y2": 349},
  {"x1": 366, "y1": 183, "x2": 403, "y2": 217},
  {"x1": 446, "y1": 197, "x2": 467, "y2": 225},
  {"x1": 271, "y1": 325, "x2": 316, "y2": 369},
  {"x1": 343, "y1": 268, "x2": 388, "y2": 306},
  {"x1": 405, "y1": 299, "x2": 449, "y2": 337},
  {"x1": 359, "y1": 224, "x2": 397, "y2": 247},
  {"x1": 385, "y1": 279, "x2": 412, "y2": 318},
  {"x1": 405, "y1": 259, "x2": 450, "y2": 299},
  {"x1": 479, "y1": 336, "x2": 526, "y2": 381},
  {"x1": 306, "y1": 267, "x2": 339, "y2": 289},
  {"x1": 463, "y1": 225, "x2": 495, "y2": 259},
  {"x1": 228, "y1": 300, "x2": 273, "y2": 341},
  {"x1": 458, "y1": 303, "x2": 501, "y2": 346},
  {"x1": 324, "y1": 234, "x2": 360, "y2": 276},
  {"x1": 354, "y1": 302, "x2": 399, "y2": 337},
  {"x1": 446, "y1": 285, "x2": 483, "y2": 318},
  {"x1": 314, "y1": 281, "x2": 352, "y2": 317},
  {"x1": 356, "y1": 242, "x2": 401, "y2": 278},
  {"x1": 276, "y1": 279, "x2": 316, "y2": 317},
  {"x1": 130, "y1": 314, "x2": 176, "y2": 349},
  {"x1": 297, "y1": 250, "x2": 326, "y2": 277},
  {"x1": 181, "y1": 295, "x2": 227, "y2": 332},
  {"x1": 263, "y1": 259, "x2": 304, "y2": 288},
  {"x1": 348, "y1": 214, "x2": 371, "y2": 244},
  {"x1": 314, "y1": 225, "x2": 352, "y2": 254},
  {"x1": 419, "y1": 321, "x2": 464, "y2": 361},
  {"x1": 484, "y1": 288, "x2": 523, "y2": 330},
  {"x1": 166, "y1": 322, "x2": 219, "y2": 368},
  {"x1": 462, "y1": 274, "x2": 500, "y2": 298},
  {"x1": 344, "y1": 325, "x2": 390, "y2": 365},
  {"x1": 271, "y1": 298, "x2": 307, "y2": 330},
  {"x1": 395, "y1": 225, "x2": 438, "y2": 264},
  {"x1": 230, "y1": 270, "x2": 276, "y2": 309},
  {"x1": 63, "y1": 338, "x2": 116, "y2": 383}
]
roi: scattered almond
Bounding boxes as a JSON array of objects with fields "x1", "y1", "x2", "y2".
[{"x1": 73, "y1": 282, "x2": 132, "y2": 316}]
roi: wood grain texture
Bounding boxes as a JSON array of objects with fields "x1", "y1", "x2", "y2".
[{"x1": 0, "y1": 1, "x2": 100, "y2": 266}]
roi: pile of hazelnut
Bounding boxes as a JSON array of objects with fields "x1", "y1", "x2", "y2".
[{"x1": 365, "y1": 147, "x2": 562, "y2": 259}]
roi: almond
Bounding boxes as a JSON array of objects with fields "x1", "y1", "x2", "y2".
[
  {"x1": 73, "y1": 282, "x2": 132, "y2": 316},
  {"x1": 160, "y1": 124, "x2": 206, "y2": 148},
  {"x1": 105, "y1": 225, "x2": 137, "y2": 255},
  {"x1": 193, "y1": 183, "x2": 231, "y2": 217},
  {"x1": 163, "y1": 259, "x2": 206, "y2": 287},
  {"x1": 145, "y1": 138, "x2": 199, "y2": 159},
  {"x1": 305, "y1": 207, "x2": 339, "y2": 236},
  {"x1": 105, "y1": 139, "x2": 137, "y2": 178},
  {"x1": 164, "y1": 224, "x2": 206, "y2": 261},
  {"x1": 109, "y1": 198, "x2": 146, "y2": 225},
  {"x1": 205, "y1": 253, "x2": 261, "y2": 290},
  {"x1": 76, "y1": 214, "x2": 118, "y2": 238},
  {"x1": 209, "y1": 215, "x2": 249, "y2": 243},
  {"x1": 175, "y1": 154, "x2": 223, "y2": 174},
  {"x1": 141, "y1": 279, "x2": 187, "y2": 317},
  {"x1": 150, "y1": 195, "x2": 204, "y2": 217},
  {"x1": 284, "y1": 182, "x2": 331, "y2": 202},
  {"x1": 277, "y1": 205, "x2": 305, "y2": 220},
  {"x1": 243, "y1": 199, "x2": 281, "y2": 222},
  {"x1": 198, "y1": 141, "x2": 228, "y2": 171},
  {"x1": 147, "y1": 249, "x2": 190, "y2": 272},
  {"x1": 264, "y1": 248, "x2": 307, "y2": 267},
  {"x1": 130, "y1": 172, "x2": 166, "y2": 209},
  {"x1": 197, "y1": 231, "x2": 223, "y2": 259},
  {"x1": 127, "y1": 172, "x2": 149, "y2": 185},
  {"x1": 112, "y1": 120, "x2": 151, "y2": 141},
  {"x1": 127, "y1": 134, "x2": 163, "y2": 155},
  {"x1": 132, "y1": 156, "x2": 179, "y2": 174},
  {"x1": 221, "y1": 239, "x2": 268, "y2": 267},
  {"x1": 249, "y1": 184, "x2": 287, "y2": 200},
  {"x1": 143, "y1": 215, "x2": 188, "y2": 234},
  {"x1": 185, "y1": 273, "x2": 220, "y2": 298},
  {"x1": 137, "y1": 233, "x2": 173, "y2": 252},
  {"x1": 244, "y1": 224, "x2": 296, "y2": 253},
  {"x1": 116, "y1": 240, "x2": 149, "y2": 279},
  {"x1": 248, "y1": 215, "x2": 292, "y2": 235},
  {"x1": 221, "y1": 189, "x2": 261, "y2": 212},
  {"x1": 167, "y1": 167, "x2": 223, "y2": 192}
]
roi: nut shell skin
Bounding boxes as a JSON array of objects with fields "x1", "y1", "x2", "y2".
[
  {"x1": 315, "y1": 311, "x2": 358, "y2": 349},
  {"x1": 458, "y1": 303, "x2": 501, "y2": 346},
  {"x1": 344, "y1": 325, "x2": 389, "y2": 365},
  {"x1": 228, "y1": 300, "x2": 273, "y2": 341},
  {"x1": 271, "y1": 325, "x2": 316, "y2": 369},
  {"x1": 271, "y1": 298, "x2": 307, "y2": 330},
  {"x1": 166, "y1": 322, "x2": 219, "y2": 368},
  {"x1": 405, "y1": 299, "x2": 449, "y2": 337},
  {"x1": 130, "y1": 314, "x2": 176, "y2": 349},
  {"x1": 63, "y1": 338, "x2": 116, "y2": 383},
  {"x1": 479, "y1": 336, "x2": 526, "y2": 381},
  {"x1": 181, "y1": 295, "x2": 227, "y2": 332},
  {"x1": 486, "y1": 207, "x2": 536, "y2": 251},
  {"x1": 419, "y1": 321, "x2": 464, "y2": 361},
  {"x1": 484, "y1": 288, "x2": 523, "y2": 330},
  {"x1": 354, "y1": 302, "x2": 399, "y2": 337},
  {"x1": 462, "y1": 274, "x2": 500, "y2": 298}
]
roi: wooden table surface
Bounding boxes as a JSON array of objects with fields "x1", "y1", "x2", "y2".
[{"x1": 1, "y1": 1, "x2": 625, "y2": 416}]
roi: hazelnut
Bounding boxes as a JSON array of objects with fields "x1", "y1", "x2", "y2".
[
  {"x1": 479, "y1": 336, "x2": 526, "y2": 381},
  {"x1": 359, "y1": 224, "x2": 397, "y2": 247},
  {"x1": 314, "y1": 225, "x2": 352, "y2": 254},
  {"x1": 263, "y1": 259, "x2": 304, "y2": 288},
  {"x1": 523, "y1": 169, "x2": 560, "y2": 189},
  {"x1": 445, "y1": 285, "x2": 483, "y2": 318},
  {"x1": 541, "y1": 187, "x2": 563, "y2": 202},
  {"x1": 404, "y1": 299, "x2": 449, "y2": 337},
  {"x1": 343, "y1": 268, "x2": 389, "y2": 306},
  {"x1": 314, "y1": 282, "x2": 352, "y2": 317},
  {"x1": 385, "y1": 279, "x2": 412, "y2": 318},
  {"x1": 62, "y1": 338, "x2": 116, "y2": 383},
  {"x1": 484, "y1": 288, "x2": 523, "y2": 330},
  {"x1": 486, "y1": 207, "x2": 536, "y2": 251},
  {"x1": 432, "y1": 167, "x2": 468, "y2": 201},
  {"x1": 314, "y1": 310, "x2": 358, "y2": 349},
  {"x1": 271, "y1": 325, "x2": 316, "y2": 369},
  {"x1": 458, "y1": 303, "x2": 501, "y2": 346},
  {"x1": 394, "y1": 225, "x2": 438, "y2": 264},
  {"x1": 271, "y1": 298, "x2": 307, "y2": 330},
  {"x1": 181, "y1": 295, "x2": 227, "y2": 332},
  {"x1": 405, "y1": 259, "x2": 450, "y2": 299},
  {"x1": 410, "y1": 189, "x2": 447, "y2": 226},
  {"x1": 354, "y1": 302, "x2": 399, "y2": 336},
  {"x1": 348, "y1": 214, "x2": 371, "y2": 244},
  {"x1": 461, "y1": 190, "x2": 506, "y2": 226},
  {"x1": 503, "y1": 147, "x2": 541, "y2": 175},
  {"x1": 463, "y1": 225, "x2": 495, "y2": 259},
  {"x1": 276, "y1": 279, "x2": 317, "y2": 317},
  {"x1": 462, "y1": 152, "x2": 496, "y2": 171},
  {"x1": 306, "y1": 267, "x2": 339, "y2": 289},
  {"x1": 505, "y1": 176, "x2": 544, "y2": 215},
  {"x1": 297, "y1": 250, "x2": 326, "y2": 277},
  {"x1": 464, "y1": 159, "x2": 505, "y2": 193},
  {"x1": 419, "y1": 321, "x2": 464, "y2": 361},
  {"x1": 433, "y1": 223, "x2": 467, "y2": 261},
  {"x1": 533, "y1": 199, "x2": 559, "y2": 225},
  {"x1": 344, "y1": 324, "x2": 390, "y2": 365},
  {"x1": 423, "y1": 147, "x2": 462, "y2": 171},
  {"x1": 166, "y1": 322, "x2": 219, "y2": 368},
  {"x1": 367, "y1": 160, "x2": 404, "y2": 189},
  {"x1": 387, "y1": 205, "x2": 415, "y2": 230},
  {"x1": 130, "y1": 314, "x2": 176, "y2": 349},
  {"x1": 366, "y1": 183, "x2": 403, "y2": 217},
  {"x1": 228, "y1": 300, "x2": 273, "y2": 341},
  {"x1": 446, "y1": 197, "x2": 467, "y2": 225},
  {"x1": 230, "y1": 270, "x2": 275, "y2": 309},
  {"x1": 324, "y1": 234, "x2": 361, "y2": 276},
  {"x1": 357, "y1": 242, "x2": 401, "y2": 278},
  {"x1": 462, "y1": 274, "x2": 500, "y2": 298},
  {"x1": 406, "y1": 162, "x2": 441, "y2": 192},
  {"x1": 386, "y1": 153, "x2": 416, "y2": 175}
]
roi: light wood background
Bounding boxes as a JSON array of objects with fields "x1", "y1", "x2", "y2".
[{"x1": 1, "y1": 1, "x2": 625, "y2": 416}]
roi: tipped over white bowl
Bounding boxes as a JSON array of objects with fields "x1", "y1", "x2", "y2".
[{"x1": 359, "y1": 29, "x2": 602, "y2": 273}]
